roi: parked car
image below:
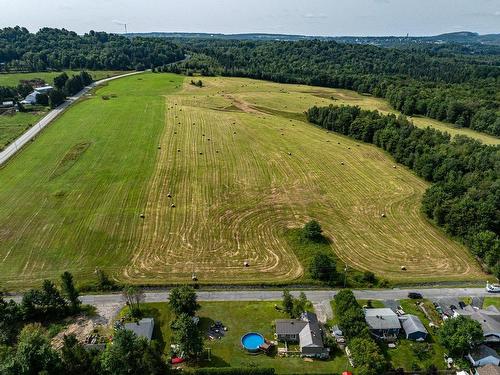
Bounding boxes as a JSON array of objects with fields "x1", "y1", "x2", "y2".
[{"x1": 408, "y1": 292, "x2": 423, "y2": 299}]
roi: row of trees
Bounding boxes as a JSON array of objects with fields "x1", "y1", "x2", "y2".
[
  {"x1": 0, "y1": 27, "x2": 184, "y2": 71},
  {"x1": 333, "y1": 290, "x2": 386, "y2": 375},
  {"x1": 0, "y1": 271, "x2": 80, "y2": 345},
  {"x1": 163, "y1": 39, "x2": 499, "y2": 136},
  {"x1": 307, "y1": 105, "x2": 499, "y2": 278}
]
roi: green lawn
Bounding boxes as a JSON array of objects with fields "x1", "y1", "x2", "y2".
[
  {"x1": 356, "y1": 299, "x2": 385, "y2": 308},
  {"x1": 0, "y1": 70, "x2": 128, "y2": 87},
  {"x1": 123, "y1": 301, "x2": 352, "y2": 374},
  {"x1": 0, "y1": 111, "x2": 46, "y2": 151},
  {"x1": 483, "y1": 297, "x2": 500, "y2": 310},
  {"x1": 389, "y1": 299, "x2": 446, "y2": 371}
]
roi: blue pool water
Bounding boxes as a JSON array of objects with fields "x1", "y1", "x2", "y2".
[{"x1": 241, "y1": 332, "x2": 265, "y2": 352}]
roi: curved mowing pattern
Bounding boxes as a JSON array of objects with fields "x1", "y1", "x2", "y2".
[
  {"x1": 0, "y1": 74, "x2": 484, "y2": 288},
  {"x1": 241, "y1": 332, "x2": 265, "y2": 352}
]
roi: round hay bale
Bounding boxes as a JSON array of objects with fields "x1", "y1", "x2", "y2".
[
  {"x1": 192, "y1": 273, "x2": 198, "y2": 281},
  {"x1": 341, "y1": 162, "x2": 344, "y2": 165},
  {"x1": 243, "y1": 261, "x2": 249, "y2": 267},
  {"x1": 199, "y1": 152, "x2": 203, "y2": 155},
  {"x1": 207, "y1": 138, "x2": 211, "y2": 141},
  {"x1": 233, "y1": 132, "x2": 237, "y2": 134},
  {"x1": 171, "y1": 204, "x2": 176, "y2": 208},
  {"x1": 281, "y1": 133, "x2": 284, "y2": 136},
  {"x1": 337, "y1": 142, "x2": 341, "y2": 145},
  {"x1": 216, "y1": 150, "x2": 219, "y2": 153},
  {"x1": 202, "y1": 134, "x2": 205, "y2": 137},
  {"x1": 401, "y1": 266, "x2": 407, "y2": 271},
  {"x1": 348, "y1": 147, "x2": 351, "y2": 150},
  {"x1": 157, "y1": 146, "x2": 161, "y2": 149},
  {"x1": 381, "y1": 213, "x2": 386, "y2": 218},
  {"x1": 177, "y1": 149, "x2": 181, "y2": 152},
  {"x1": 139, "y1": 213, "x2": 145, "y2": 218},
  {"x1": 288, "y1": 152, "x2": 292, "y2": 156},
  {"x1": 393, "y1": 165, "x2": 397, "y2": 169},
  {"x1": 167, "y1": 193, "x2": 172, "y2": 198},
  {"x1": 174, "y1": 131, "x2": 177, "y2": 134}
]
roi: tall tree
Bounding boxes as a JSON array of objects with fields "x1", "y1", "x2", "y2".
[
  {"x1": 438, "y1": 316, "x2": 483, "y2": 356},
  {"x1": 61, "y1": 271, "x2": 80, "y2": 313},
  {"x1": 168, "y1": 286, "x2": 199, "y2": 316},
  {"x1": 172, "y1": 313, "x2": 204, "y2": 359}
]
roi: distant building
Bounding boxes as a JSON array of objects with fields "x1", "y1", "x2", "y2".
[
  {"x1": 400, "y1": 314, "x2": 428, "y2": 341},
  {"x1": 467, "y1": 345, "x2": 500, "y2": 368},
  {"x1": 364, "y1": 308, "x2": 401, "y2": 340},
  {"x1": 275, "y1": 312, "x2": 329, "y2": 358},
  {"x1": 475, "y1": 364, "x2": 500, "y2": 375},
  {"x1": 21, "y1": 85, "x2": 53, "y2": 105},
  {"x1": 124, "y1": 318, "x2": 154, "y2": 341}
]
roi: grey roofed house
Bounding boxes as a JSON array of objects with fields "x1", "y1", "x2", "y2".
[
  {"x1": 124, "y1": 318, "x2": 154, "y2": 341},
  {"x1": 467, "y1": 344, "x2": 500, "y2": 368},
  {"x1": 457, "y1": 305, "x2": 500, "y2": 344},
  {"x1": 364, "y1": 308, "x2": 401, "y2": 339},
  {"x1": 400, "y1": 314, "x2": 428, "y2": 341},
  {"x1": 475, "y1": 364, "x2": 500, "y2": 375},
  {"x1": 275, "y1": 312, "x2": 329, "y2": 358}
]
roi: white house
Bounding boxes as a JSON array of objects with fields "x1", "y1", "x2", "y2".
[{"x1": 21, "y1": 85, "x2": 53, "y2": 105}]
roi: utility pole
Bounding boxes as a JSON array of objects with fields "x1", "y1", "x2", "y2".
[{"x1": 343, "y1": 264, "x2": 348, "y2": 288}]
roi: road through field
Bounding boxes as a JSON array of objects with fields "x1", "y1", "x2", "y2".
[{"x1": 0, "y1": 70, "x2": 145, "y2": 167}]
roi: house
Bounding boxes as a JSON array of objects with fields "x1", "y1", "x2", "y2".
[
  {"x1": 475, "y1": 364, "x2": 500, "y2": 375},
  {"x1": 457, "y1": 305, "x2": 500, "y2": 344},
  {"x1": 400, "y1": 314, "x2": 428, "y2": 341},
  {"x1": 21, "y1": 85, "x2": 53, "y2": 105},
  {"x1": 364, "y1": 308, "x2": 401, "y2": 339},
  {"x1": 275, "y1": 312, "x2": 329, "y2": 358},
  {"x1": 124, "y1": 317, "x2": 154, "y2": 341},
  {"x1": 467, "y1": 345, "x2": 500, "y2": 367}
]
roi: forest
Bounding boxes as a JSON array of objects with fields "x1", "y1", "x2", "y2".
[
  {"x1": 0, "y1": 27, "x2": 184, "y2": 71},
  {"x1": 306, "y1": 104, "x2": 499, "y2": 278},
  {"x1": 163, "y1": 39, "x2": 500, "y2": 136}
]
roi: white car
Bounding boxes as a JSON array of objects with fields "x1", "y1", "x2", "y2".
[{"x1": 486, "y1": 281, "x2": 500, "y2": 293}]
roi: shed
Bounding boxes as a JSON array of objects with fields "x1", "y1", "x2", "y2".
[
  {"x1": 468, "y1": 345, "x2": 500, "y2": 367},
  {"x1": 400, "y1": 314, "x2": 428, "y2": 341},
  {"x1": 124, "y1": 318, "x2": 154, "y2": 341}
]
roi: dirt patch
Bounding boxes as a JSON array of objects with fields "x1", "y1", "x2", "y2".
[{"x1": 222, "y1": 94, "x2": 265, "y2": 114}]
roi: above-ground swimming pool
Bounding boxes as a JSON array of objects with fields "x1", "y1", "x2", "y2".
[{"x1": 241, "y1": 332, "x2": 265, "y2": 352}]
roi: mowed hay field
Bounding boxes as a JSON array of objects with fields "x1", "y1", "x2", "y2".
[{"x1": 0, "y1": 73, "x2": 484, "y2": 288}]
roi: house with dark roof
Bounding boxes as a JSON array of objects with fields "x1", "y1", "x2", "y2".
[
  {"x1": 275, "y1": 312, "x2": 329, "y2": 359},
  {"x1": 467, "y1": 344, "x2": 500, "y2": 368},
  {"x1": 475, "y1": 364, "x2": 500, "y2": 375},
  {"x1": 400, "y1": 314, "x2": 428, "y2": 341},
  {"x1": 364, "y1": 308, "x2": 401, "y2": 340},
  {"x1": 124, "y1": 318, "x2": 154, "y2": 341},
  {"x1": 458, "y1": 306, "x2": 500, "y2": 344}
]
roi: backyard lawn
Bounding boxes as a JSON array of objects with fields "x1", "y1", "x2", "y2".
[
  {"x1": 483, "y1": 297, "x2": 500, "y2": 310},
  {"x1": 122, "y1": 301, "x2": 351, "y2": 374}
]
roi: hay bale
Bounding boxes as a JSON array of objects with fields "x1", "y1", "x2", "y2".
[
  {"x1": 233, "y1": 132, "x2": 237, "y2": 134},
  {"x1": 192, "y1": 273, "x2": 198, "y2": 281},
  {"x1": 157, "y1": 146, "x2": 161, "y2": 149},
  {"x1": 167, "y1": 193, "x2": 172, "y2": 198},
  {"x1": 199, "y1": 152, "x2": 203, "y2": 155},
  {"x1": 337, "y1": 142, "x2": 341, "y2": 145},
  {"x1": 216, "y1": 150, "x2": 219, "y2": 153},
  {"x1": 393, "y1": 165, "x2": 397, "y2": 169},
  {"x1": 400, "y1": 266, "x2": 407, "y2": 271},
  {"x1": 243, "y1": 261, "x2": 249, "y2": 267},
  {"x1": 381, "y1": 213, "x2": 386, "y2": 218},
  {"x1": 171, "y1": 204, "x2": 176, "y2": 208},
  {"x1": 288, "y1": 152, "x2": 292, "y2": 156},
  {"x1": 139, "y1": 213, "x2": 145, "y2": 218},
  {"x1": 177, "y1": 149, "x2": 181, "y2": 152},
  {"x1": 341, "y1": 162, "x2": 344, "y2": 165},
  {"x1": 207, "y1": 138, "x2": 211, "y2": 141}
]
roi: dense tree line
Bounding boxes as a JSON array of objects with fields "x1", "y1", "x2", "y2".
[
  {"x1": 307, "y1": 105, "x2": 499, "y2": 277},
  {"x1": 163, "y1": 39, "x2": 500, "y2": 136},
  {"x1": 0, "y1": 26, "x2": 184, "y2": 71}
]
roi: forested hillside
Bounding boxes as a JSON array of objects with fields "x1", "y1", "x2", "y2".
[
  {"x1": 307, "y1": 105, "x2": 499, "y2": 278},
  {"x1": 165, "y1": 39, "x2": 500, "y2": 136},
  {"x1": 0, "y1": 27, "x2": 184, "y2": 71}
]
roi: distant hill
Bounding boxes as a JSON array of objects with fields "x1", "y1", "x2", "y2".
[{"x1": 128, "y1": 31, "x2": 500, "y2": 46}]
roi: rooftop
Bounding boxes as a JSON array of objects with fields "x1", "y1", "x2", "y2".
[
  {"x1": 401, "y1": 314, "x2": 428, "y2": 335},
  {"x1": 469, "y1": 344, "x2": 500, "y2": 362},
  {"x1": 124, "y1": 317, "x2": 154, "y2": 341},
  {"x1": 476, "y1": 364, "x2": 500, "y2": 375},
  {"x1": 365, "y1": 308, "x2": 401, "y2": 330}
]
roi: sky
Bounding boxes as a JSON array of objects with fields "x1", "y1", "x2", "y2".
[{"x1": 1, "y1": 0, "x2": 499, "y2": 36}]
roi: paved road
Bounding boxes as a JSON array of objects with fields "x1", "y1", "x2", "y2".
[
  {"x1": 75, "y1": 287, "x2": 490, "y2": 306},
  {"x1": 0, "y1": 70, "x2": 145, "y2": 166}
]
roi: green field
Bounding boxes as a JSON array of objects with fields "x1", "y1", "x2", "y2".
[
  {"x1": 0, "y1": 73, "x2": 484, "y2": 288},
  {"x1": 0, "y1": 70, "x2": 127, "y2": 87},
  {"x1": 0, "y1": 111, "x2": 46, "y2": 151}
]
